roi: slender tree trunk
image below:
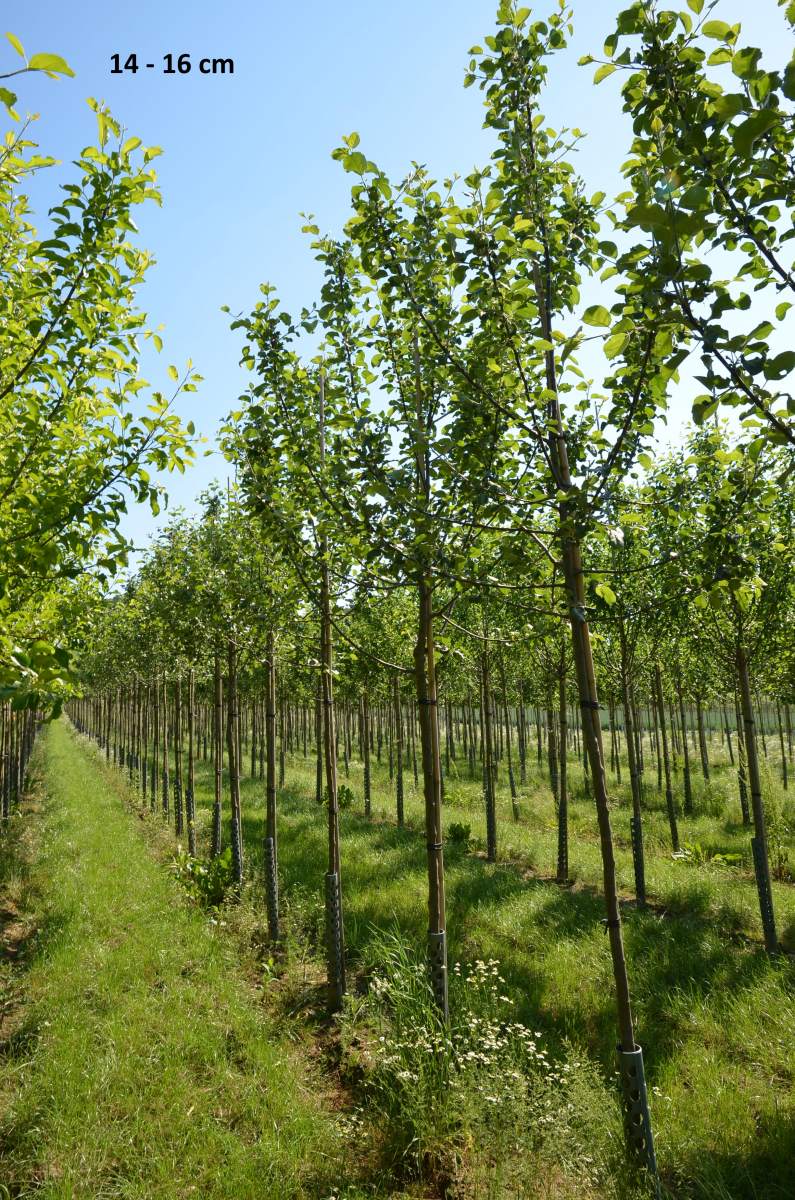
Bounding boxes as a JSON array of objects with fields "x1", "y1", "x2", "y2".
[
  {"x1": 737, "y1": 640, "x2": 777, "y2": 952},
  {"x1": 546, "y1": 693, "x2": 558, "y2": 806},
  {"x1": 676, "y1": 675, "x2": 694, "y2": 816},
  {"x1": 619, "y1": 620, "x2": 645, "y2": 907},
  {"x1": 499, "y1": 657, "x2": 519, "y2": 821},
  {"x1": 557, "y1": 659, "x2": 568, "y2": 884},
  {"x1": 482, "y1": 650, "x2": 497, "y2": 862},
  {"x1": 735, "y1": 690, "x2": 751, "y2": 827},
  {"x1": 212, "y1": 654, "x2": 223, "y2": 857},
  {"x1": 536, "y1": 279, "x2": 636, "y2": 1052},
  {"x1": 393, "y1": 676, "x2": 404, "y2": 827},
  {"x1": 226, "y1": 640, "x2": 243, "y2": 886},
  {"x1": 776, "y1": 703, "x2": 788, "y2": 790},
  {"x1": 518, "y1": 680, "x2": 527, "y2": 786},
  {"x1": 655, "y1": 665, "x2": 679, "y2": 852},
  {"x1": 723, "y1": 704, "x2": 734, "y2": 766},
  {"x1": 415, "y1": 578, "x2": 447, "y2": 1017},
  {"x1": 265, "y1": 630, "x2": 279, "y2": 940},
  {"x1": 186, "y1": 669, "x2": 196, "y2": 856},
  {"x1": 696, "y1": 694, "x2": 710, "y2": 781},
  {"x1": 152, "y1": 678, "x2": 160, "y2": 813},
  {"x1": 320, "y1": 374, "x2": 345, "y2": 1008},
  {"x1": 174, "y1": 676, "x2": 184, "y2": 838},
  {"x1": 362, "y1": 690, "x2": 372, "y2": 818},
  {"x1": 161, "y1": 676, "x2": 170, "y2": 820}
]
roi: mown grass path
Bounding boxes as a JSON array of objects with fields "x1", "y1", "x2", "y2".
[{"x1": 0, "y1": 721, "x2": 350, "y2": 1200}]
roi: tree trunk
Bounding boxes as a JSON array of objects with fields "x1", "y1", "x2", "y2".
[
  {"x1": 557, "y1": 660, "x2": 568, "y2": 884},
  {"x1": 696, "y1": 694, "x2": 710, "y2": 781},
  {"x1": 655, "y1": 665, "x2": 679, "y2": 852},
  {"x1": 212, "y1": 654, "x2": 223, "y2": 857},
  {"x1": 319, "y1": 373, "x2": 345, "y2": 1008},
  {"x1": 776, "y1": 703, "x2": 788, "y2": 790},
  {"x1": 737, "y1": 640, "x2": 777, "y2": 952},
  {"x1": 393, "y1": 676, "x2": 404, "y2": 827},
  {"x1": 363, "y1": 690, "x2": 372, "y2": 818},
  {"x1": 414, "y1": 578, "x2": 447, "y2": 1018},
  {"x1": 226, "y1": 640, "x2": 243, "y2": 886},
  {"x1": 186, "y1": 669, "x2": 196, "y2": 856},
  {"x1": 265, "y1": 630, "x2": 279, "y2": 941},
  {"x1": 482, "y1": 650, "x2": 497, "y2": 862},
  {"x1": 619, "y1": 620, "x2": 645, "y2": 908},
  {"x1": 676, "y1": 675, "x2": 693, "y2": 816}
]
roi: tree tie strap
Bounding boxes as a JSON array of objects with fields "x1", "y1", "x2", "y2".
[
  {"x1": 580, "y1": 699, "x2": 601, "y2": 710},
  {"x1": 418, "y1": 698, "x2": 437, "y2": 706},
  {"x1": 602, "y1": 917, "x2": 621, "y2": 933},
  {"x1": 426, "y1": 841, "x2": 443, "y2": 851}
]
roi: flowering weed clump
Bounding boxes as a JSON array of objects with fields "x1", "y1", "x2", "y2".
[{"x1": 342, "y1": 932, "x2": 637, "y2": 1197}]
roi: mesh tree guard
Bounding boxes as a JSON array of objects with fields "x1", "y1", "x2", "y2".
[
  {"x1": 617, "y1": 1043, "x2": 660, "y2": 1196},
  {"x1": 325, "y1": 870, "x2": 345, "y2": 1009},
  {"x1": 428, "y1": 929, "x2": 449, "y2": 1020},
  {"x1": 264, "y1": 835, "x2": 279, "y2": 942}
]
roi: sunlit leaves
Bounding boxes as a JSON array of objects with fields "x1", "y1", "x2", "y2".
[
  {"x1": 582, "y1": 305, "x2": 611, "y2": 327},
  {"x1": 0, "y1": 90, "x2": 196, "y2": 705},
  {"x1": 28, "y1": 52, "x2": 74, "y2": 77}
]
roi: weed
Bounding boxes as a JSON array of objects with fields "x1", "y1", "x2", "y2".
[
  {"x1": 341, "y1": 932, "x2": 639, "y2": 1196},
  {"x1": 672, "y1": 842, "x2": 742, "y2": 868},
  {"x1": 447, "y1": 821, "x2": 472, "y2": 852},
  {"x1": 171, "y1": 845, "x2": 237, "y2": 907}
]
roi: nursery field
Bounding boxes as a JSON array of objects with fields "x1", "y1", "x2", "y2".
[
  {"x1": 2, "y1": 1, "x2": 795, "y2": 1197},
  {"x1": 4, "y1": 705, "x2": 786, "y2": 1199}
]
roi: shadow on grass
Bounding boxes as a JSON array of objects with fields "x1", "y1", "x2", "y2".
[
  {"x1": 118, "y1": 743, "x2": 795, "y2": 1200},
  {"x1": 668, "y1": 1113, "x2": 795, "y2": 1200}
]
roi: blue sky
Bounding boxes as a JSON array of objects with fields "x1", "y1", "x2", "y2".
[{"x1": 13, "y1": 0, "x2": 790, "y2": 553}]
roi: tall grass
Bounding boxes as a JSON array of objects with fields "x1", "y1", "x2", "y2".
[{"x1": 339, "y1": 930, "x2": 647, "y2": 1198}]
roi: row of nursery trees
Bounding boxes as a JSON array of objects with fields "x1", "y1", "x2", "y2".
[
  {"x1": 0, "y1": 34, "x2": 199, "y2": 855},
  {"x1": 71, "y1": 420, "x2": 794, "y2": 1179},
  {"x1": 9, "y1": 0, "x2": 795, "y2": 1185}
]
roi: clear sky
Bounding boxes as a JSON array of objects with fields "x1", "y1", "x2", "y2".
[{"x1": 13, "y1": 0, "x2": 790, "y2": 555}]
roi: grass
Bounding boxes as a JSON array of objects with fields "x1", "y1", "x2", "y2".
[
  {"x1": 4, "y1": 714, "x2": 795, "y2": 1198},
  {"x1": 0, "y1": 720, "x2": 365, "y2": 1199},
  {"x1": 168, "y1": 714, "x2": 795, "y2": 1199}
]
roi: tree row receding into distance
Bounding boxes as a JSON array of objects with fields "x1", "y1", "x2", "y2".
[{"x1": 4, "y1": 1, "x2": 795, "y2": 1195}]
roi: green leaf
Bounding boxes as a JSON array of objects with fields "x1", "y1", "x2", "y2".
[
  {"x1": 710, "y1": 93, "x2": 745, "y2": 121},
  {"x1": 702, "y1": 20, "x2": 732, "y2": 39},
  {"x1": 693, "y1": 395, "x2": 719, "y2": 424},
  {"x1": 593, "y1": 63, "x2": 617, "y2": 83},
  {"x1": 783, "y1": 57, "x2": 795, "y2": 101},
  {"x1": 680, "y1": 184, "x2": 709, "y2": 209},
  {"x1": 732, "y1": 109, "x2": 778, "y2": 156},
  {"x1": 0, "y1": 86, "x2": 17, "y2": 116},
  {"x1": 731, "y1": 47, "x2": 762, "y2": 79},
  {"x1": 764, "y1": 351, "x2": 795, "y2": 380},
  {"x1": 595, "y1": 582, "x2": 617, "y2": 605},
  {"x1": 686, "y1": 0, "x2": 704, "y2": 12},
  {"x1": 5, "y1": 32, "x2": 25, "y2": 58},
  {"x1": 167, "y1": 364, "x2": 179, "y2": 381},
  {"x1": 28, "y1": 52, "x2": 74, "y2": 77},
  {"x1": 582, "y1": 305, "x2": 611, "y2": 328},
  {"x1": 604, "y1": 332, "x2": 629, "y2": 359}
]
